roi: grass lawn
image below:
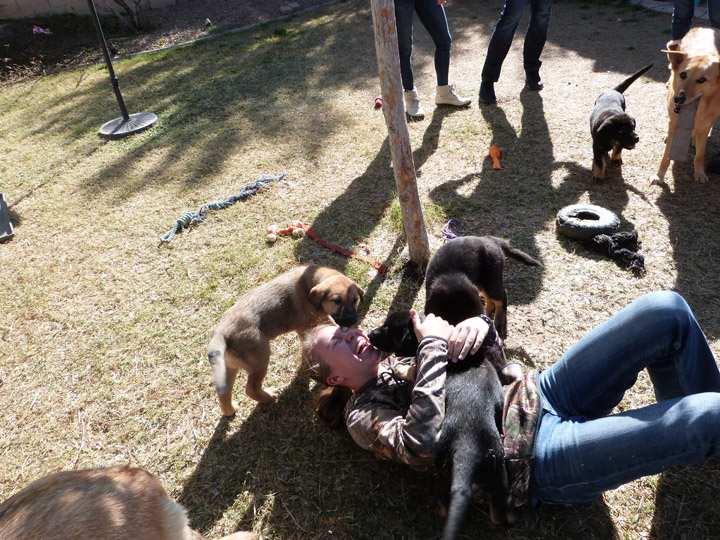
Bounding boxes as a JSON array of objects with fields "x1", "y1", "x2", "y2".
[{"x1": 2, "y1": 0, "x2": 720, "y2": 538}]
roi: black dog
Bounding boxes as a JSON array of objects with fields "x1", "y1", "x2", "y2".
[
  {"x1": 425, "y1": 236, "x2": 542, "y2": 337},
  {"x1": 368, "y1": 278, "x2": 515, "y2": 538},
  {"x1": 590, "y1": 63, "x2": 653, "y2": 181}
]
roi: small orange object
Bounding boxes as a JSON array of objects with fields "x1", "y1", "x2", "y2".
[{"x1": 489, "y1": 142, "x2": 502, "y2": 170}]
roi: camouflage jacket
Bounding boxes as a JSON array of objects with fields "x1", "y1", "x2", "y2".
[{"x1": 344, "y1": 333, "x2": 542, "y2": 508}]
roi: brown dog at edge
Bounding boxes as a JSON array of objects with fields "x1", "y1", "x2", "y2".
[
  {"x1": 0, "y1": 466, "x2": 256, "y2": 540},
  {"x1": 208, "y1": 264, "x2": 363, "y2": 414},
  {"x1": 652, "y1": 27, "x2": 720, "y2": 184}
]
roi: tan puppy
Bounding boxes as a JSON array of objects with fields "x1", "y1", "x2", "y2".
[
  {"x1": 652, "y1": 27, "x2": 720, "y2": 184},
  {"x1": 0, "y1": 466, "x2": 256, "y2": 540},
  {"x1": 208, "y1": 264, "x2": 363, "y2": 414}
]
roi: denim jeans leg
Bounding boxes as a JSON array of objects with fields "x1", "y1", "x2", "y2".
[
  {"x1": 481, "y1": 0, "x2": 528, "y2": 82},
  {"x1": 414, "y1": 0, "x2": 452, "y2": 86},
  {"x1": 709, "y1": 0, "x2": 720, "y2": 31},
  {"x1": 522, "y1": 0, "x2": 552, "y2": 73},
  {"x1": 538, "y1": 291, "x2": 720, "y2": 419},
  {"x1": 532, "y1": 290, "x2": 720, "y2": 504},
  {"x1": 395, "y1": 0, "x2": 416, "y2": 91},
  {"x1": 671, "y1": 0, "x2": 694, "y2": 40},
  {"x1": 532, "y1": 392, "x2": 720, "y2": 504}
]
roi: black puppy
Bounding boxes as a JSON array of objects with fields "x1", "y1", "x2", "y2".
[
  {"x1": 368, "y1": 279, "x2": 515, "y2": 538},
  {"x1": 425, "y1": 236, "x2": 542, "y2": 337},
  {"x1": 590, "y1": 63, "x2": 653, "y2": 181}
]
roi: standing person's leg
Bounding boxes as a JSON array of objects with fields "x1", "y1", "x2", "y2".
[
  {"x1": 671, "y1": 0, "x2": 694, "y2": 41},
  {"x1": 708, "y1": 0, "x2": 720, "y2": 32},
  {"x1": 395, "y1": 0, "x2": 416, "y2": 92},
  {"x1": 395, "y1": 0, "x2": 425, "y2": 119},
  {"x1": 538, "y1": 290, "x2": 720, "y2": 419},
  {"x1": 480, "y1": 0, "x2": 528, "y2": 103},
  {"x1": 415, "y1": 0, "x2": 471, "y2": 107},
  {"x1": 523, "y1": 0, "x2": 552, "y2": 90},
  {"x1": 414, "y1": 0, "x2": 451, "y2": 86}
]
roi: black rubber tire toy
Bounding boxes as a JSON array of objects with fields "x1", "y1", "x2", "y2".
[{"x1": 556, "y1": 204, "x2": 621, "y2": 240}]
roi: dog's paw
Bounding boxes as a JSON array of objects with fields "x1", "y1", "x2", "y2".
[
  {"x1": 220, "y1": 400, "x2": 241, "y2": 417},
  {"x1": 695, "y1": 171, "x2": 709, "y2": 183},
  {"x1": 650, "y1": 174, "x2": 664, "y2": 185},
  {"x1": 247, "y1": 386, "x2": 278, "y2": 404}
]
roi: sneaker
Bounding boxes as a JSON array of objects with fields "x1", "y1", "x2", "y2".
[
  {"x1": 479, "y1": 81, "x2": 496, "y2": 104},
  {"x1": 404, "y1": 87, "x2": 425, "y2": 120},
  {"x1": 525, "y1": 71, "x2": 544, "y2": 91},
  {"x1": 435, "y1": 84, "x2": 471, "y2": 107}
]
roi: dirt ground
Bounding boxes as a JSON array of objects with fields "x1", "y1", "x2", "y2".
[{"x1": 0, "y1": 0, "x2": 337, "y2": 82}]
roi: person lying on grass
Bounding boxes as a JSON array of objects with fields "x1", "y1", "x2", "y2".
[{"x1": 304, "y1": 291, "x2": 720, "y2": 511}]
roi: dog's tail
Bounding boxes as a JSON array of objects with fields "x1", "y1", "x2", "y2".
[
  {"x1": 490, "y1": 236, "x2": 543, "y2": 267},
  {"x1": 441, "y1": 457, "x2": 476, "y2": 540},
  {"x1": 613, "y1": 63, "x2": 653, "y2": 94},
  {"x1": 207, "y1": 333, "x2": 228, "y2": 395}
]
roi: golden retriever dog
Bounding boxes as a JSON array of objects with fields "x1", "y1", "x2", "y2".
[
  {"x1": 208, "y1": 264, "x2": 363, "y2": 414},
  {"x1": 0, "y1": 466, "x2": 256, "y2": 540},
  {"x1": 652, "y1": 27, "x2": 720, "y2": 184}
]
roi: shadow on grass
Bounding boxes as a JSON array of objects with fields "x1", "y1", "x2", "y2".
[
  {"x1": 176, "y1": 368, "x2": 623, "y2": 540},
  {"x1": 650, "y1": 460, "x2": 720, "y2": 540}
]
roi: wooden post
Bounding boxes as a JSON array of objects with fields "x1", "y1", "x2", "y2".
[{"x1": 370, "y1": 0, "x2": 429, "y2": 268}]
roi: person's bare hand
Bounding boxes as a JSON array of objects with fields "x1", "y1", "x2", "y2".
[
  {"x1": 447, "y1": 316, "x2": 489, "y2": 362},
  {"x1": 411, "y1": 310, "x2": 453, "y2": 342}
]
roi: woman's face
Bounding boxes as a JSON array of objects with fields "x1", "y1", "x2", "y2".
[{"x1": 313, "y1": 326, "x2": 382, "y2": 388}]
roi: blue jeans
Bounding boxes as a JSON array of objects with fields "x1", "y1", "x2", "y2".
[
  {"x1": 672, "y1": 0, "x2": 720, "y2": 40},
  {"x1": 481, "y1": 0, "x2": 552, "y2": 82},
  {"x1": 394, "y1": 0, "x2": 452, "y2": 90},
  {"x1": 532, "y1": 291, "x2": 720, "y2": 504}
]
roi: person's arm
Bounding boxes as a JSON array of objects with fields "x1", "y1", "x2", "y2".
[{"x1": 345, "y1": 314, "x2": 452, "y2": 468}]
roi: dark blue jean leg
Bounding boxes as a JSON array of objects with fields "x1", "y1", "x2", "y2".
[
  {"x1": 671, "y1": 0, "x2": 693, "y2": 40},
  {"x1": 414, "y1": 0, "x2": 451, "y2": 86},
  {"x1": 533, "y1": 392, "x2": 720, "y2": 504},
  {"x1": 709, "y1": 0, "x2": 720, "y2": 31},
  {"x1": 395, "y1": 0, "x2": 416, "y2": 91},
  {"x1": 538, "y1": 291, "x2": 720, "y2": 419},
  {"x1": 481, "y1": 0, "x2": 527, "y2": 82},
  {"x1": 523, "y1": 0, "x2": 552, "y2": 73}
]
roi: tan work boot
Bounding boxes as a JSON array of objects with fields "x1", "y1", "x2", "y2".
[
  {"x1": 404, "y1": 87, "x2": 425, "y2": 120},
  {"x1": 435, "y1": 84, "x2": 471, "y2": 107}
]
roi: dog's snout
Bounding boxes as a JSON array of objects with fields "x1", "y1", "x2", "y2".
[{"x1": 674, "y1": 92, "x2": 686, "y2": 104}]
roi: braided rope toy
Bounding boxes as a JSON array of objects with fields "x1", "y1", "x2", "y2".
[
  {"x1": 159, "y1": 174, "x2": 286, "y2": 244},
  {"x1": 267, "y1": 221, "x2": 387, "y2": 275}
]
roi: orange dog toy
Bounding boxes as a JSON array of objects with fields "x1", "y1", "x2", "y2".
[{"x1": 489, "y1": 142, "x2": 503, "y2": 170}]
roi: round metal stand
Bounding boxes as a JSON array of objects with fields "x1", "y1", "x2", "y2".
[{"x1": 87, "y1": 0, "x2": 157, "y2": 139}]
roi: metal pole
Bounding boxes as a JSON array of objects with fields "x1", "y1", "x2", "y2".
[
  {"x1": 86, "y1": 0, "x2": 157, "y2": 138},
  {"x1": 87, "y1": 0, "x2": 129, "y2": 120}
]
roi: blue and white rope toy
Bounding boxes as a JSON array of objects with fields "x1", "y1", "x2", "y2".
[{"x1": 160, "y1": 174, "x2": 286, "y2": 244}]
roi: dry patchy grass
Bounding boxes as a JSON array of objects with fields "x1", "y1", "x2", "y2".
[{"x1": 2, "y1": 0, "x2": 720, "y2": 539}]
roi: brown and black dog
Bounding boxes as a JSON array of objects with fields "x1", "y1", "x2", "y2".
[
  {"x1": 653, "y1": 27, "x2": 720, "y2": 184},
  {"x1": 0, "y1": 466, "x2": 256, "y2": 540},
  {"x1": 208, "y1": 265, "x2": 363, "y2": 414},
  {"x1": 424, "y1": 236, "x2": 542, "y2": 337},
  {"x1": 590, "y1": 64, "x2": 653, "y2": 181}
]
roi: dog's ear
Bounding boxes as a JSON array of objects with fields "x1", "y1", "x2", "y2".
[
  {"x1": 356, "y1": 285, "x2": 365, "y2": 304},
  {"x1": 308, "y1": 284, "x2": 327, "y2": 309},
  {"x1": 596, "y1": 116, "x2": 618, "y2": 137},
  {"x1": 662, "y1": 43, "x2": 687, "y2": 70}
]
